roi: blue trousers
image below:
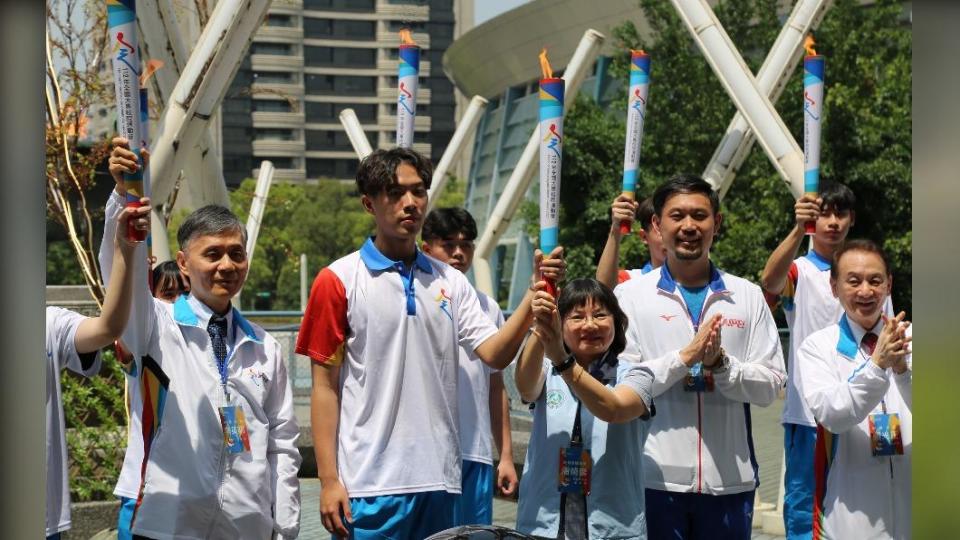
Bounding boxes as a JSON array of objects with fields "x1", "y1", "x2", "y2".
[
  {"x1": 645, "y1": 488, "x2": 755, "y2": 540},
  {"x1": 346, "y1": 490, "x2": 458, "y2": 539},
  {"x1": 455, "y1": 460, "x2": 494, "y2": 526},
  {"x1": 783, "y1": 423, "x2": 817, "y2": 540}
]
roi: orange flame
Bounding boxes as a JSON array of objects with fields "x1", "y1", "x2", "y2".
[
  {"x1": 804, "y1": 34, "x2": 817, "y2": 56},
  {"x1": 399, "y1": 28, "x2": 417, "y2": 46},
  {"x1": 539, "y1": 48, "x2": 553, "y2": 79},
  {"x1": 631, "y1": 49, "x2": 647, "y2": 56},
  {"x1": 139, "y1": 59, "x2": 165, "y2": 88}
]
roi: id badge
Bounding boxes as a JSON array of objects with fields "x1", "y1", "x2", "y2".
[
  {"x1": 219, "y1": 405, "x2": 251, "y2": 454},
  {"x1": 869, "y1": 413, "x2": 904, "y2": 457},
  {"x1": 558, "y1": 446, "x2": 593, "y2": 495},
  {"x1": 684, "y1": 363, "x2": 715, "y2": 392}
]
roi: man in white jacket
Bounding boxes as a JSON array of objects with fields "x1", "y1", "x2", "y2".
[
  {"x1": 796, "y1": 239, "x2": 911, "y2": 540},
  {"x1": 104, "y1": 140, "x2": 301, "y2": 540},
  {"x1": 616, "y1": 174, "x2": 786, "y2": 539}
]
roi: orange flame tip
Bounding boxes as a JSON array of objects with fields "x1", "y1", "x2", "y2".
[
  {"x1": 399, "y1": 28, "x2": 417, "y2": 46},
  {"x1": 804, "y1": 34, "x2": 817, "y2": 57},
  {"x1": 631, "y1": 49, "x2": 647, "y2": 56},
  {"x1": 139, "y1": 59, "x2": 165, "y2": 87},
  {"x1": 539, "y1": 48, "x2": 553, "y2": 80}
]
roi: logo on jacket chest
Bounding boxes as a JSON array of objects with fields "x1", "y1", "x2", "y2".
[{"x1": 434, "y1": 288, "x2": 453, "y2": 320}]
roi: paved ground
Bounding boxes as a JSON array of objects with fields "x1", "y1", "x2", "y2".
[{"x1": 296, "y1": 396, "x2": 787, "y2": 539}]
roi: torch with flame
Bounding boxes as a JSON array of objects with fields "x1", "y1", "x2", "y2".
[
  {"x1": 139, "y1": 58, "x2": 163, "y2": 271},
  {"x1": 107, "y1": 0, "x2": 146, "y2": 241},
  {"x1": 396, "y1": 29, "x2": 420, "y2": 148},
  {"x1": 620, "y1": 49, "x2": 651, "y2": 235},
  {"x1": 803, "y1": 35, "x2": 824, "y2": 235},
  {"x1": 538, "y1": 49, "x2": 564, "y2": 297}
]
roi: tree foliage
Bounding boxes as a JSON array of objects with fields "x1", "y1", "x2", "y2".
[
  {"x1": 230, "y1": 179, "x2": 374, "y2": 310},
  {"x1": 524, "y1": 0, "x2": 911, "y2": 314}
]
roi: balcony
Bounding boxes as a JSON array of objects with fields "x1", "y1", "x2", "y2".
[
  {"x1": 251, "y1": 54, "x2": 304, "y2": 71},
  {"x1": 378, "y1": 114, "x2": 431, "y2": 130},
  {"x1": 256, "y1": 167, "x2": 307, "y2": 182},
  {"x1": 252, "y1": 139, "x2": 306, "y2": 155},
  {"x1": 304, "y1": 150, "x2": 361, "y2": 159},
  {"x1": 376, "y1": 58, "x2": 431, "y2": 74},
  {"x1": 377, "y1": 31, "x2": 429, "y2": 48},
  {"x1": 256, "y1": 26, "x2": 304, "y2": 41},
  {"x1": 376, "y1": 1, "x2": 429, "y2": 19},
  {"x1": 269, "y1": 0, "x2": 302, "y2": 14},
  {"x1": 251, "y1": 83, "x2": 304, "y2": 98},
  {"x1": 252, "y1": 111, "x2": 305, "y2": 128}
]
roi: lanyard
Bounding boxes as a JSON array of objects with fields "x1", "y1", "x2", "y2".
[
  {"x1": 212, "y1": 318, "x2": 233, "y2": 401},
  {"x1": 570, "y1": 399, "x2": 584, "y2": 446}
]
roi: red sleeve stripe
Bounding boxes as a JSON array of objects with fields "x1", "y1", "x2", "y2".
[{"x1": 296, "y1": 267, "x2": 349, "y2": 365}]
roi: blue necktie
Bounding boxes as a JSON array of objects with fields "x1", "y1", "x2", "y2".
[{"x1": 207, "y1": 315, "x2": 228, "y2": 366}]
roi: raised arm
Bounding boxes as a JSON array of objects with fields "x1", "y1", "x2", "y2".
[
  {"x1": 760, "y1": 195, "x2": 819, "y2": 294},
  {"x1": 596, "y1": 195, "x2": 639, "y2": 289},
  {"x1": 75, "y1": 201, "x2": 151, "y2": 354},
  {"x1": 475, "y1": 247, "x2": 565, "y2": 370}
]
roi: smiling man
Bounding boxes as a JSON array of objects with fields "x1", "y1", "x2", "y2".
[
  {"x1": 795, "y1": 239, "x2": 911, "y2": 540},
  {"x1": 614, "y1": 174, "x2": 785, "y2": 540},
  {"x1": 102, "y1": 140, "x2": 302, "y2": 540},
  {"x1": 297, "y1": 148, "x2": 563, "y2": 539}
]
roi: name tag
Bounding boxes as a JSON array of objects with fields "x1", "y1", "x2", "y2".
[
  {"x1": 684, "y1": 363, "x2": 715, "y2": 392},
  {"x1": 219, "y1": 405, "x2": 251, "y2": 454},
  {"x1": 869, "y1": 413, "x2": 904, "y2": 457},
  {"x1": 558, "y1": 446, "x2": 593, "y2": 495}
]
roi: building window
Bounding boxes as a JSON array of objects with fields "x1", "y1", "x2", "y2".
[
  {"x1": 252, "y1": 100, "x2": 293, "y2": 113},
  {"x1": 306, "y1": 129, "x2": 376, "y2": 151},
  {"x1": 385, "y1": 21, "x2": 426, "y2": 32},
  {"x1": 264, "y1": 14, "x2": 295, "y2": 27},
  {"x1": 254, "y1": 128, "x2": 296, "y2": 141},
  {"x1": 305, "y1": 102, "x2": 376, "y2": 123},
  {"x1": 305, "y1": 74, "x2": 376, "y2": 96},
  {"x1": 303, "y1": 18, "x2": 375, "y2": 40},
  {"x1": 251, "y1": 42, "x2": 293, "y2": 56},
  {"x1": 307, "y1": 158, "x2": 358, "y2": 179},
  {"x1": 253, "y1": 71, "x2": 296, "y2": 84},
  {"x1": 304, "y1": 0, "x2": 374, "y2": 11},
  {"x1": 304, "y1": 46, "x2": 376, "y2": 68}
]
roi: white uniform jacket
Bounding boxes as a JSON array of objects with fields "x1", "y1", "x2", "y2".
[
  {"x1": 615, "y1": 264, "x2": 786, "y2": 495},
  {"x1": 796, "y1": 316, "x2": 911, "y2": 540},
  {"x1": 100, "y1": 193, "x2": 301, "y2": 540}
]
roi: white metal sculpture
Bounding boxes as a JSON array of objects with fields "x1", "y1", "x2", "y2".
[{"x1": 426, "y1": 95, "x2": 489, "y2": 212}]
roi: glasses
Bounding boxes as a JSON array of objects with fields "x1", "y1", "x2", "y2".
[{"x1": 564, "y1": 312, "x2": 611, "y2": 327}]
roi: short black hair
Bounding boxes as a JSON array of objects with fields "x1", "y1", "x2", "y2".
[
  {"x1": 819, "y1": 182, "x2": 856, "y2": 213},
  {"x1": 422, "y1": 207, "x2": 478, "y2": 242},
  {"x1": 652, "y1": 173, "x2": 720, "y2": 216},
  {"x1": 176, "y1": 205, "x2": 247, "y2": 251},
  {"x1": 831, "y1": 238, "x2": 891, "y2": 279},
  {"x1": 356, "y1": 147, "x2": 433, "y2": 197},
  {"x1": 557, "y1": 278, "x2": 628, "y2": 359},
  {"x1": 151, "y1": 260, "x2": 186, "y2": 297},
  {"x1": 637, "y1": 197, "x2": 655, "y2": 231}
]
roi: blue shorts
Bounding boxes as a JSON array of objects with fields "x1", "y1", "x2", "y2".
[
  {"x1": 117, "y1": 496, "x2": 137, "y2": 540},
  {"x1": 455, "y1": 460, "x2": 494, "y2": 525},
  {"x1": 783, "y1": 423, "x2": 817, "y2": 540},
  {"x1": 348, "y1": 490, "x2": 458, "y2": 539},
  {"x1": 645, "y1": 488, "x2": 755, "y2": 540}
]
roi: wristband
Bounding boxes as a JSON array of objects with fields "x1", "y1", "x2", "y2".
[{"x1": 552, "y1": 354, "x2": 576, "y2": 374}]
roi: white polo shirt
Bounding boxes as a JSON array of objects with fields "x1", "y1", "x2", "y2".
[
  {"x1": 46, "y1": 307, "x2": 102, "y2": 536},
  {"x1": 616, "y1": 263, "x2": 786, "y2": 495},
  {"x1": 796, "y1": 315, "x2": 911, "y2": 540},
  {"x1": 296, "y1": 238, "x2": 499, "y2": 497},
  {"x1": 458, "y1": 290, "x2": 505, "y2": 466},
  {"x1": 768, "y1": 251, "x2": 894, "y2": 427}
]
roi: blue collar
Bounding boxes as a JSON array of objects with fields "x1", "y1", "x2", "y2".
[
  {"x1": 173, "y1": 294, "x2": 262, "y2": 344},
  {"x1": 805, "y1": 249, "x2": 832, "y2": 271},
  {"x1": 836, "y1": 313, "x2": 882, "y2": 359},
  {"x1": 657, "y1": 261, "x2": 727, "y2": 294},
  {"x1": 359, "y1": 237, "x2": 433, "y2": 274},
  {"x1": 640, "y1": 261, "x2": 654, "y2": 275}
]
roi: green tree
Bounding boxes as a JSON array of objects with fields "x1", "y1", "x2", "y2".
[
  {"x1": 524, "y1": 0, "x2": 910, "y2": 314},
  {"x1": 230, "y1": 179, "x2": 373, "y2": 310}
]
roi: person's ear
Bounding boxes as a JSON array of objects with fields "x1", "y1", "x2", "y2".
[
  {"x1": 421, "y1": 241, "x2": 432, "y2": 255},
  {"x1": 830, "y1": 276, "x2": 839, "y2": 299},
  {"x1": 176, "y1": 250, "x2": 190, "y2": 278},
  {"x1": 714, "y1": 213, "x2": 723, "y2": 237},
  {"x1": 361, "y1": 194, "x2": 375, "y2": 215},
  {"x1": 638, "y1": 228, "x2": 649, "y2": 246}
]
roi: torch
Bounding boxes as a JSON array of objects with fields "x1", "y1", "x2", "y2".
[
  {"x1": 620, "y1": 50, "x2": 651, "y2": 235},
  {"x1": 396, "y1": 28, "x2": 420, "y2": 149},
  {"x1": 139, "y1": 59, "x2": 162, "y2": 279},
  {"x1": 107, "y1": 0, "x2": 145, "y2": 241},
  {"x1": 803, "y1": 35, "x2": 824, "y2": 235},
  {"x1": 538, "y1": 49, "x2": 564, "y2": 298}
]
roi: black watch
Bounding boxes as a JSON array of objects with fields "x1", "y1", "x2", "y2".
[{"x1": 552, "y1": 355, "x2": 576, "y2": 374}]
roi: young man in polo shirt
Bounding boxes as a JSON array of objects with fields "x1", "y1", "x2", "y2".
[
  {"x1": 760, "y1": 183, "x2": 891, "y2": 540},
  {"x1": 420, "y1": 207, "x2": 519, "y2": 526},
  {"x1": 297, "y1": 148, "x2": 563, "y2": 539},
  {"x1": 795, "y1": 239, "x2": 911, "y2": 539},
  {"x1": 596, "y1": 194, "x2": 665, "y2": 289},
  {"x1": 615, "y1": 174, "x2": 786, "y2": 539}
]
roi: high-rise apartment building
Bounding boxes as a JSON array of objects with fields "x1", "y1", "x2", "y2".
[{"x1": 221, "y1": 0, "x2": 471, "y2": 186}]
